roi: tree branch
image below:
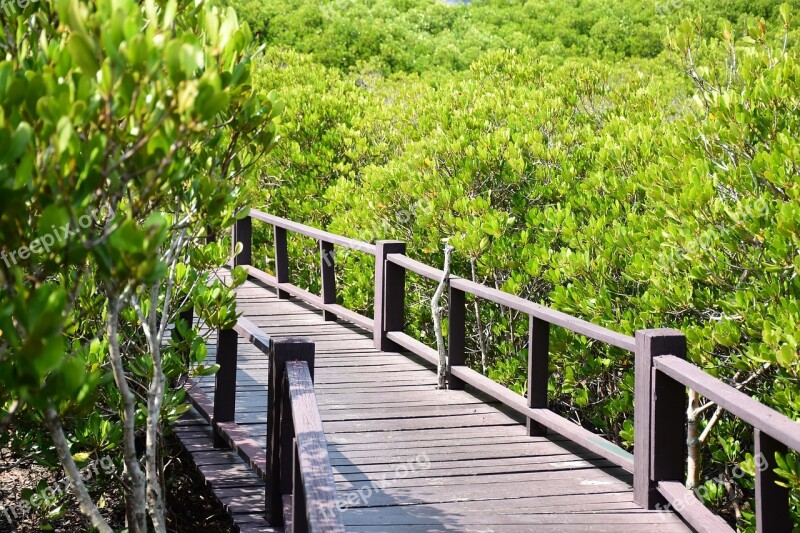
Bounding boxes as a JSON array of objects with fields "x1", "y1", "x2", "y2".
[
  {"x1": 43, "y1": 407, "x2": 113, "y2": 533},
  {"x1": 106, "y1": 292, "x2": 148, "y2": 533},
  {"x1": 432, "y1": 243, "x2": 454, "y2": 389}
]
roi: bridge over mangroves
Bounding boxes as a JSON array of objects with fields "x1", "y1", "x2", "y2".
[{"x1": 175, "y1": 209, "x2": 799, "y2": 532}]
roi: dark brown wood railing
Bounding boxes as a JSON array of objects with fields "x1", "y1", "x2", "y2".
[
  {"x1": 239, "y1": 209, "x2": 376, "y2": 331},
  {"x1": 204, "y1": 314, "x2": 345, "y2": 531},
  {"x1": 651, "y1": 353, "x2": 800, "y2": 532},
  {"x1": 233, "y1": 209, "x2": 800, "y2": 533},
  {"x1": 265, "y1": 338, "x2": 345, "y2": 532}
]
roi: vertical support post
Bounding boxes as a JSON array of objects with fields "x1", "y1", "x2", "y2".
[
  {"x1": 178, "y1": 306, "x2": 193, "y2": 332},
  {"x1": 373, "y1": 240, "x2": 406, "y2": 351},
  {"x1": 292, "y1": 439, "x2": 308, "y2": 533},
  {"x1": 212, "y1": 328, "x2": 238, "y2": 448},
  {"x1": 633, "y1": 328, "x2": 687, "y2": 509},
  {"x1": 279, "y1": 375, "x2": 294, "y2": 496},
  {"x1": 177, "y1": 306, "x2": 194, "y2": 368},
  {"x1": 447, "y1": 286, "x2": 466, "y2": 390},
  {"x1": 266, "y1": 337, "x2": 315, "y2": 526},
  {"x1": 320, "y1": 240, "x2": 337, "y2": 321},
  {"x1": 233, "y1": 215, "x2": 252, "y2": 267},
  {"x1": 274, "y1": 225, "x2": 290, "y2": 299},
  {"x1": 527, "y1": 317, "x2": 549, "y2": 436},
  {"x1": 755, "y1": 428, "x2": 790, "y2": 532}
]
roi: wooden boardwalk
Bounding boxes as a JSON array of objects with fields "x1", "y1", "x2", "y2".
[{"x1": 176, "y1": 277, "x2": 692, "y2": 532}]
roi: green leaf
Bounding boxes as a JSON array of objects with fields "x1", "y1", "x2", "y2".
[
  {"x1": 58, "y1": 356, "x2": 87, "y2": 396},
  {"x1": 776, "y1": 344, "x2": 795, "y2": 369},
  {"x1": 780, "y1": 3, "x2": 791, "y2": 25},
  {"x1": 67, "y1": 33, "x2": 100, "y2": 77},
  {"x1": 71, "y1": 452, "x2": 91, "y2": 463},
  {"x1": 56, "y1": 117, "x2": 75, "y2": 155},
  {"x1": 1, "y1": 122, "x2": 33, "y2": 164},
  {"x1": 32, "y1": 337, "x2": 65, "y2": 378},
  {"x1": 37, "y1": 205, "x2": 70, "y2": 240}
]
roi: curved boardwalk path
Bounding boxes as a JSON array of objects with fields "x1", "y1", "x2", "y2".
[{"x1": 174, "y1": 276, "x2": 692, "y2": 532}]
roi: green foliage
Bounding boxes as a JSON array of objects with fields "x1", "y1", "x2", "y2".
[
  {"x1": 0, "y1": 0, "x2": 281, "y2": 527},
  {"x1": 224, "y1": 0, "x2": 798, "y2": 74}
]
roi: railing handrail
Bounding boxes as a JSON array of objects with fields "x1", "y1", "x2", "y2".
[
  {"x1": 249, "y1": 209, "x2": 377, "y2": 255},
  {"x1": 205, "y1": 313, "x2": 344, "y2": 531},
  {"x1": 284, "y1": 361, "x2": 345, "y2": 531},
  {"x1": 386, "y1": 252, "x2": 636, "y2": 351},
  {"x1": 263, "y1": 334, "x2": 345, "y2": 531},
  {"x1": 655, "y1": 354, "x2": 800, "y2": 452},
  {"x1": 241, "y1": 209, "x2": 635, "y2": 350}
]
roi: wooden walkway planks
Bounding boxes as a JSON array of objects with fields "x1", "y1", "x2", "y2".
[
  {"x1": 173, "y1": 410, "x2": 280, "y2": 533},
  {"x1": 178, "y1": 278, "x2": 693, "y2": 532}
]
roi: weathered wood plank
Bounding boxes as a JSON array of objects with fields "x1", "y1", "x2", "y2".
[
  {"x1": 173, "y1": 407, "x2": 276, "y2": 532},
  {"x1": 634, "y1": 329, "x2": 686, "y2": 509},
  {"x1": 657, "y1": 481, "x2": 733, "y2": 533}
]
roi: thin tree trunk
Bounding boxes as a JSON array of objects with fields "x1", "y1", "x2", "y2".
[
  {"x1": 494, "y1": 278, "x2": 516, "y2": 356},
  {"x1": 143, "y1": 282, "x2": 167, "y2": 532},
  {"x1": 107, "y1": 294, "x2": 148, "y2": 533},
  {"x1": 142, "y1": 235, "x2": 184, "y2": 533},
  {"x1": 686, "y1": 363, "x2": 770, "y2": 488},
  {"x1": 686, "y1": 389, "x2": 701, "y2": 489},
  {"x1": 43, "y1": 407, "x2": 113, "y2": 533},
  {"x1": 432, "y1": 245, "x2": 454, "y2": 389}
]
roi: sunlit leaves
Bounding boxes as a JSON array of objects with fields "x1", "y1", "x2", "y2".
[{"x1": 0, "y1": 0, "x2": 283, "y2": 508}]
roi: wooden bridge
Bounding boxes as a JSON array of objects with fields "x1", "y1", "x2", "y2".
[{"x1": 175, "y1": 210, "x2": 800, "y2": 532}]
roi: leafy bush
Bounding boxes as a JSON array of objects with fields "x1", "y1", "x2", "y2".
[
  {"x1": 0, "y1": 0, "x2": 280, "y2": 530},
  {"x1": 225, "y1": 0, "x2": 798, "y2": 74}
]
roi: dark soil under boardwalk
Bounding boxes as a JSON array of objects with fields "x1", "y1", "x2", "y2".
[{"x1": 0, "y1": 437, "x2": 235, "y2": 532}]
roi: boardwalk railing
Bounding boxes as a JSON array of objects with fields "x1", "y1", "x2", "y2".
[
  {"x1": 265, "y1": 337, "x2": 345, "y2": 532},
  {"x1": 203, "y1": 314, "x2": 344, "y2": 531},
  {"x1": 233, "y1": 210, "x2": 800, "y2": 533},
  {"x1": 240, "y1": 209, "x2": 376, "y2": 330}
]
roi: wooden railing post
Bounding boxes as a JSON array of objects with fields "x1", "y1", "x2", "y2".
[
  {"x1": 233, "y1": 215, "x2": 252, "y2": 267},
  {"x1": 292, "y1": 439, "x2": 309, "y2": 533},
  {"x1": 447, "y1": 286, "x2": 466, "y2": 390},
  {"x1": 320, "y1": 240, "x2": 337, "y2": 321},
  {"x1": 634, "y1": 328, "x2": 687, "y2": 509},
  {"x1": 274, "y1": 225, "x2": 290, "y2": 299},
  {"x1": 527, "y1": 317, "x2": 549, "y2": 436},
  {"x1": 212, "y1": 327, "x2": 238, "y2": 448},
  {"x1": 755, "y1": 428, "x2": 791, "y2": 532},
  {"x1": 374, "y1": 240, "x2": 406, "y2": 351},
  {"x1": 279, "y1": 373, "x2": 295, "y2": 497},
  {"x1": 178, "y1": 306, "x2": 193, "y2": 332},
  {"x1": 176, "y1": 305, "x2": 194, "y2": 368},
  {"x1": 266, "y1": 337, "x2": 315, "y2": 526}
]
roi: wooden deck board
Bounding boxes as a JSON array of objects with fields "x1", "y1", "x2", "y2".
[
  {"x1": 173, "y1": 411, "x2": 279, "y2": 532},
  {"x1": 177, "y1": 278, "x2": 692, "y2": 532}
]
